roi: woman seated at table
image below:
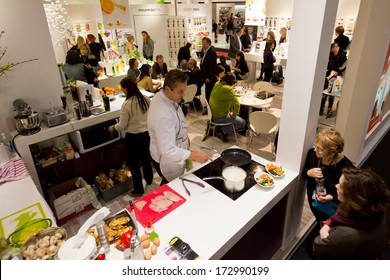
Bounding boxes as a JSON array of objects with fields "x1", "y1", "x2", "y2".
[
  {"x1": 231, "y1": 51, "x2": 249, "y2": 81},
  {"x1": 209, "y1": 72, "x2": 246, "y2": 143},
  {"x1": 127, "y1": 58, "x2": 140, "y2": 83},
  {"x1": 137, "y1": 64, "x2": 162, "y2": 93}
]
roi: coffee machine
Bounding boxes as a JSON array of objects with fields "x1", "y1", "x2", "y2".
[{"x1": 13, "y1": 99, "x2": 41, "y2": 135}]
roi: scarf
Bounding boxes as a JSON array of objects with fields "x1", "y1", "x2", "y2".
[{"x1": 329, "y1": 210, "x2": 384, "y2": 229}]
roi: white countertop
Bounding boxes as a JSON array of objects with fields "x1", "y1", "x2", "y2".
[{"x1": 107, "y1": 149, "x2": 298, "y2": 260}]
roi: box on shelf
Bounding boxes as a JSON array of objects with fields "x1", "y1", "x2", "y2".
[
  {"x1": 97, "y1": 178, "x2": 133, "y2": 202},
  {"x1": 48, "y1": 177, "x2": 93, "y2": 225}
]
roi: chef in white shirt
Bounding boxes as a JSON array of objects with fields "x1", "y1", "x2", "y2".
[{"x1": 147, "y1": 69, "x2": 210, "y2": 185}]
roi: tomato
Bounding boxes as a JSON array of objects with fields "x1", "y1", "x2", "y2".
[{"x1": 120, "y1": 230, "x2": 133, "y2": 248}]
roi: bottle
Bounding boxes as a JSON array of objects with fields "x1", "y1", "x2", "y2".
[
  {"x1": 123, "y1": 248, "x2": 132, "y2": 260},
  {"x1": 95, "y1": 247, "x2": 106, "y2": 260},
  {"x1": 103, "y1": 93, "x2": 110, "y2": 111},
  {"x1": 86, "y1": 90, "x2": 93, "y2": 107},
  {"x1": 64, "y1": 143, "x2": 74, "y2": 160},
  {"x1": 74, "y1": 103, "x2": 81, "y2": 120},
  {"x1": 144, "y1": 218, "x2": 154, "y2": 235},
  {"x1": 130, "y1": 230, "x2": 144, "y2": 260},
  {"x1": 96, "y1": 221, "x2": 111, "y2": 254}
]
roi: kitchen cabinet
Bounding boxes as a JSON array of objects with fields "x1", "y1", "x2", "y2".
[{"x1": 34, "y1": 138, "x2": 128, "y2": 204}]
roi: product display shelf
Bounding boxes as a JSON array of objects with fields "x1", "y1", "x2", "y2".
[{"x1": 167, "y1": 16, "x2": 187, "y2": 67}]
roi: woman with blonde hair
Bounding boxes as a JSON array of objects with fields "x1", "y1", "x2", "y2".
[
  {"x1": 125, "y1": 34, "x2": 137, "y2": 54},
  {"x1": 141, "y1": 31, "x2": 154, "y2": 61},
  {"x1": 302, "y1": 128, "x2": 354, "y2": 221},
  {"x1": 70, "y1": 36, "x2": 85, "y2": 54}
]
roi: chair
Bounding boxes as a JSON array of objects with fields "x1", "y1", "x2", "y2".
[
  {"x1": 201, "y1": 96, "x2": 238, "y2": 149},
  {"x1": 251, "y1": 81, "x2": 275, "y2": 110},
  {"x1": 182, "y1": 84, "x2": 198, "y2": 114},
  {"x1": 248, "y1": 111, "x2": 278, "y2": 153},
  {"x1": 268, "y1": 108, "x2": 282, "y2": 119}
]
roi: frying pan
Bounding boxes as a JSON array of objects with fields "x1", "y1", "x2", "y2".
[{"x1": 220, "y1": 148, "x2": 251, "y2": 167}]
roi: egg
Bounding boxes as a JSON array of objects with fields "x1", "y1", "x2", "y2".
[
  {"x1": 144, "y1": 250, "x2": 152, "y2": 260},
  {"x1": 141, "y1": 234, "x2": 149, "y2": 242},
  {"x1": 141, "y1": 239, "x2": 150, "y2": 249},
  {"x1": 153, "y1": 237, "x2": 160, "y2": 246},
  {"x1": 151, "y1": 244, "x2": 157, "y2": 255}
]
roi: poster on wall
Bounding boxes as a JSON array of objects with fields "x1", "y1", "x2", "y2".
[
  {"x1": 100, "y1": 0, "x2": 130, "y2": 29},
  {"x1": 366, "y1": 43, "x2": 390, "y2": 136},
  {"x1": 245, "y1": 0, "x2": 266, "y2": 26}
]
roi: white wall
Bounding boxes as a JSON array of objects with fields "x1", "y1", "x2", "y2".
[{"x1": 0, "y1": 0, "x2": 63, "y2": 139}]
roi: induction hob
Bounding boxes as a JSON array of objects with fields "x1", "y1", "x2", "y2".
[{"x1": 193, "y1": 158, "x2": 265, "y2": 201}]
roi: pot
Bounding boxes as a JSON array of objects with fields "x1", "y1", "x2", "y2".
[
  {"x1": 204, "y1": 166, "x2": 247, "y2": 192},
  {"x1": 220, "y1": 148, "x2": 251, "y2": 167}
]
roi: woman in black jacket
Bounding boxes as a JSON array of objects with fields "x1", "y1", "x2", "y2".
[{"x1": 262, "y1": 40, "x2": 276, "y2": 82}]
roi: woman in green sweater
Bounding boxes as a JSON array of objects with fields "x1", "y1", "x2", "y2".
[{"x1": 209, "y1": 72, "x2": 246, "y2": 140}]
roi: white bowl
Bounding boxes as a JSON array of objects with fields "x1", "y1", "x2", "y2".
[
  {"x1": 254, "y1": 171, "x2": 275, "y2": 189},
  {"x1": 265, "y1": 162, "x2": 285, "y2": 178}
]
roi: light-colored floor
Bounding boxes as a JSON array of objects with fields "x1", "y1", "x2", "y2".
[{"x1": 62, "y1": 67, "x2": 314, "y2": 259}]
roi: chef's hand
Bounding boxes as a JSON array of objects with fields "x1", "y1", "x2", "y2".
[
  {"x1": 108, "y1": 125, "x2": 115, "y2": 133},
  {"x1": 85, "y1": 63, "x2": 93, "y2": 69},
  {"x1": 307, "y1": 167, "x2": 323, "y2": 179},
  {"x1": 205, "y1": 78, "x2": 210, "y2": 83},
  {"x1": 188, "y1": 151, "x2": 210, "y2": 164}
]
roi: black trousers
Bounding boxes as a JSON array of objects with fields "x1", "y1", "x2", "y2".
[
  {"x1": 152, "y1": 159, "x2": 168, "y2": 186},
  {"x1": 263, "y1": 69, "x2": 273, "y2": 82},
  {"x1": 125, "y1": 132, "x2": 153, "y2": 193},
  {"x1": 205, "y1": 81, "x2": 214, "y2": 103}
]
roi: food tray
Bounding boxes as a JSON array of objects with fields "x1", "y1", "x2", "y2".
[{"x1": 89, "y1": 210, "x2": 136, "y2": 244}]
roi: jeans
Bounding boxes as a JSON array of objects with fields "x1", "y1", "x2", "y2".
[
  {"x1": 213, "y1": 114, "x2": 246, "y2": 135},
  {"x1": 125, "y1": 132, "x2": 153, "y2": 193}
]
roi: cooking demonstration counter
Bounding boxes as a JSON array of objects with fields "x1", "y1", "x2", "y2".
[{"x1": 107, "y1": 148, "x2": 298, "y2": 260}]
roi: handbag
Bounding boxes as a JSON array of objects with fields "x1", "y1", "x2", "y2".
[{"x1": 311, "y1": 200, "x2": 337, "y2": 217}]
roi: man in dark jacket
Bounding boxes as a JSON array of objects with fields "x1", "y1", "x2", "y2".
[
  {"x1": 200, "y1": 37, "x2": 217, "y2": 103},
  {"x1": 151, "y1": 55, "x2": 168, "y2": 79},
  {"x1": 177, "y1": 42, "x2": 191, "y2": 68},
  {"x1": 334, "y1": 26, "x2": 350, "y2": 53}
]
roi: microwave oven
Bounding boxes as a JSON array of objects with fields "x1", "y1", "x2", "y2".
[{"x1": 70, "y1": 119, "x2": 120, "y2": 154}]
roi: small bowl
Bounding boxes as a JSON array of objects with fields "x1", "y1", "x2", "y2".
[
  {"x1": 265, "y1": 162, "x2": 285, "y2": 178},
  {"x1": 254, "y1": 171, "x2": 275, "y2": 189},
  {"x1": 20, "y1": 227, "x2": 67, "y2": 260}
]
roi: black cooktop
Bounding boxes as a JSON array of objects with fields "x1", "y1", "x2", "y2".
[{"x1": 193, "y1": 158, "x2": 265, "y2": 201}]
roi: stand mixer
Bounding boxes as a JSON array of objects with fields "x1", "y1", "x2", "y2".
[{"x1": 13, "y1": 99, "x2": 41, "y2": 135}]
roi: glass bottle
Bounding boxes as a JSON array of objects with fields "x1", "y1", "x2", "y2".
[
  {"x1": 102, "y1": 90, "x2": 110, "y2": 111},
  {"x1": 130, "y1": 230, "x2": 144, "y2": 260},
  {"x1": 86, "y1": 90, "x2": 93, "y2": 107}
]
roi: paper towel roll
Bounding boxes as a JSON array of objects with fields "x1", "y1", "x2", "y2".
[{"x1": 0, "y1": 143, "x2": 10, "y2": 163}]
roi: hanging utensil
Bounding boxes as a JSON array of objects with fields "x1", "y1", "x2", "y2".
[{"x1": 179, "y1": 176, "x2": 205, "y2": 188}]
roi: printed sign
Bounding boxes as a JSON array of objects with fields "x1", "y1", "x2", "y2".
[{"x1": 100, "y1": 0, "x2": 130, "y2": 29}]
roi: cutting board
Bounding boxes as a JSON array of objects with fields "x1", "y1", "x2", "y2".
[{"x1": 126, "y1": 184, "x2": 186, "y2": 228}]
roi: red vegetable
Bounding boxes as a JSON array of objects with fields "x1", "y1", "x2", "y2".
[{"x1": 120, "y1": 230, "x2": 133, "y2": 248}]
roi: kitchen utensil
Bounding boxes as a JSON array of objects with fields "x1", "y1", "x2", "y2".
[
  {"x1": 220, "y1": 148, "x2": 252, "y2": 167},
  {"x1": 180, "y1": 178, "x2": 191, "y2": 196},
  {"x1": 126, "y1": 184, "x2": 186, "y2": 228},
  {"x1": 204, "y1": 166, "x2": 247, "y2": 192},
  {"x1": 42, "y1": 107, "x2": 68, "y2": 127},
  {"x1": 179, "y1": 176, "x2": 205, "y2": 188}
]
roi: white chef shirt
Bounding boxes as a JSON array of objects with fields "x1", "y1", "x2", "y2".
[{"x1": 147, "y1": 90, "x2": 191, "y2": 181}]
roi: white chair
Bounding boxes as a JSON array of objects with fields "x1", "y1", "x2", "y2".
[
  {"x1": 268, "y1": 108, "x2": 282, "y2": 119},
  {"x1": 248, "y1": 111, "x2": 278, "y2": 153},
  {"x1": 251, "y1": 81, "x2": 275, "y2": 110},
  {"x1": 201, "y1": 96, "x2": 238, "y2": 149},
  {"x1": 182, "y1": 84, "x2": 198, "y2": 114}
]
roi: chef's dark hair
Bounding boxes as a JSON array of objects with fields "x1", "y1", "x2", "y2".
[
  {"x1": 120, "y1": 77, "x2": 149, "y2": 114},
  {"x1": 163, "y1": 69, "x2": 188, "y2": 90}
]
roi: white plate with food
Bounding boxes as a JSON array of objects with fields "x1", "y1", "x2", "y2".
[
  {"x1": 265, "y1": 162, "x2": 285, "y2": 178},
  {"x1": 254, "y1": 172, "x2": 275, "y2": 189}
]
